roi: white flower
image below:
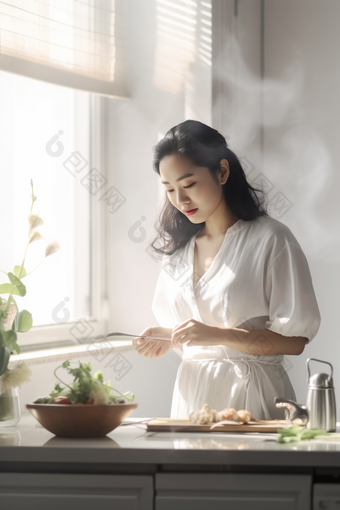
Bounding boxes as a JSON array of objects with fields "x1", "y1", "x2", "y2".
[
  {"x1": 45, "y1": 241, "x2": 60, "y2": 258},
  {"x1": 28, "y1": 230, "x2": 43, "y2": 244},
  {"x1": 0, "y1": 302, "x2": 17, "y2": 332},
  {"x1": 0, "y1": 362, "x2": 32, "y2": 393},
  {"x1": 28, "y1": 213, "x2": 43, "y2": 232}
]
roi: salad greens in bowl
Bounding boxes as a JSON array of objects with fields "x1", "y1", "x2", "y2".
[
  {"x1": 33, "y1": 360, "x2": 135, "y2": 405},
  {"x1": 26, "y1": 360, "x2": 137, "y2": 437}
]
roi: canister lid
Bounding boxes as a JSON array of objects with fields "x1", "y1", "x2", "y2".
[{"x1": 309, "y1": 372, "x2": 334, "y2": 388}]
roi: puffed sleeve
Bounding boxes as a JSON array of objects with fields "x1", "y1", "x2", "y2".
[
  {"x1": 264, "y1": 241, "x2": 321, "y2": 343},
  {"x1": 151, "y1": 260, "x2": 183, "y2": 358}
]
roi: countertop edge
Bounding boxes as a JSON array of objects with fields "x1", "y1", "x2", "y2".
[{"x1": 1, "y1": 445, "x2": 340, "y2": 468}]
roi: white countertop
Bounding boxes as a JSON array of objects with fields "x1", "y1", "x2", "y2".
[{"x1": 1, "y1": 414, "x2": 340, "y2": 469}]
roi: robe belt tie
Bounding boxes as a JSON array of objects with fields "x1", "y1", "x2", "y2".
[{"x1": 183, "y1": 356, "x2": 284, "y2": 379}]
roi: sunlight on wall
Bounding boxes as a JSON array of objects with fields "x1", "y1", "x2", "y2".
[
  {"x1": 197, "y1": 1, "x2": 212, "y2": 67},
  {"x1": 153, "y1": 0, "x2": 212, "y2": 93}
]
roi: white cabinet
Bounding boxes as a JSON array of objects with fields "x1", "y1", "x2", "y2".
[
  {"x1": 314, "y1": 484, "x2": 340, "y2": 509},
  {"x1": 0, "y1": 473, "x2": 153, "y2": 510},
  {"x1": 156, "y1": 473, "x2": 312, "y2": 510}
]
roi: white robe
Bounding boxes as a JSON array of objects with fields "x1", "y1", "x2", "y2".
[{"x1": 151, "y1": 215, "x2": 321, "y2": 420}]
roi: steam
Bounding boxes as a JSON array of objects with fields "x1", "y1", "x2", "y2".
[{"x1": 214, "y1": 32, "x2": 337, "y2": 262}]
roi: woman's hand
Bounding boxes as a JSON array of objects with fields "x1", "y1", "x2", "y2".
[
  {"x1": 171, "y1": 319, "x2": 223, "y2": 347},
  {"x1": 132, "y1": 326, "x2": 174, "y2": 359}
]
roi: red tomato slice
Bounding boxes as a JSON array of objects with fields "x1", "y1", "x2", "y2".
[{"x1": 54, "y1": 397, "x2": 72, "y2": 405}]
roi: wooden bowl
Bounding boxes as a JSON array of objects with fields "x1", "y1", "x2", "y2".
[{"x1": 26, "y1": 402, "x2": 138, "y2": 438}]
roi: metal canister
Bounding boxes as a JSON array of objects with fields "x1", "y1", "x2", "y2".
[{"x1": 305, "y1": 358, "x2": 336, "y2": 432}]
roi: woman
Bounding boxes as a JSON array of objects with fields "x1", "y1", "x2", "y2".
[{"x1": 133, "y1": 120, "x2": 321, "y2": 420}]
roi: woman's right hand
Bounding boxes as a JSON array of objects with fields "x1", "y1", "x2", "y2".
[{"x1": 132, "y1": 326, "x2": 174, "y2": 359}]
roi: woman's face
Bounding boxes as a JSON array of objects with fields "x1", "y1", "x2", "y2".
[{"x1": 159, "y1": 154, "x2": 227, "y2": 224}]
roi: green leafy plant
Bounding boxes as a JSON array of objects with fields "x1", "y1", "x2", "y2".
[
  {"x1": 277, "y1": 424, "x2": 340, "y2": 443},
  {"x1": 34, "y1": 360, "x2": 135, "y2": 404},
  {"x1": 0, "y1": 180, "x2": 60, "y2": 377}
]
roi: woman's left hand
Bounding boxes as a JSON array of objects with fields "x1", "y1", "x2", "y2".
[{"x1": 171, "y1": 319, "x2": 223, "y2": 347}]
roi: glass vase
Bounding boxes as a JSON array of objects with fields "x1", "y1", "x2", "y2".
[
  {"x1": 0, "y1": 383, "x2": 21, "y2": 427},
  {"x1": 0, "y1": 300, "x2": 20, "y2": 427}
]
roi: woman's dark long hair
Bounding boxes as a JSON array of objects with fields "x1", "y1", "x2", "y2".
[{"x1": 150, "y1": 120, "x2": 268, "y2": 256}]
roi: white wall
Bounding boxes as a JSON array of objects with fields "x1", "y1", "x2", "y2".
[
  {"x1": 263, "y1": 0, "x2": 340, "y2": 407},
  {"x1": 212, "y1": 0, "x2": 262, "y2": 170}
]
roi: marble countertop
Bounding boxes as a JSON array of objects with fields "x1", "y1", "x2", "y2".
[{"x1": 1, "y1": 414, "x2": 340, "y2": 468}]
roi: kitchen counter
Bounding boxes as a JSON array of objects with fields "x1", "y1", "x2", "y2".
[
  {"x1": 1, "y1": 414, "x2": 340, "y2": 469},
  {"x1": 2, "y1": 415, "x2": 340, "y2": 509}
]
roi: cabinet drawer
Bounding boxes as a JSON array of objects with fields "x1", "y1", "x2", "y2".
[
  {"x1": 0, "y1": 473, "x2": 153, "y2": 510},
  {"x1": 314, "y1": 484, "x2": 340, "y2": 509},
  {"x1": 156, "y1": 473, "x2": 311, "y2": 510}
]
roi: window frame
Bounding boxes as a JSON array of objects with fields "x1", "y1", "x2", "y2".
[{"x1": 17, "y1": 94, "x2": 108, "y2": 352}]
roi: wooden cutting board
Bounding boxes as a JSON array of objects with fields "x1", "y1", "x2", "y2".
[{"x1": 146, "y1": 418, "x2": 298, "y2": 433}]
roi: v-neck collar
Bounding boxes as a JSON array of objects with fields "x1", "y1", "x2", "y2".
[{"x1": 189, "y1": 218, "x2": 247, "y2": 291}]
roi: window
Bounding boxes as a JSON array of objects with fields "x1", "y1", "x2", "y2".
[{"x1": 0, "y1": 71, "x2": 107, "y2": 349}]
